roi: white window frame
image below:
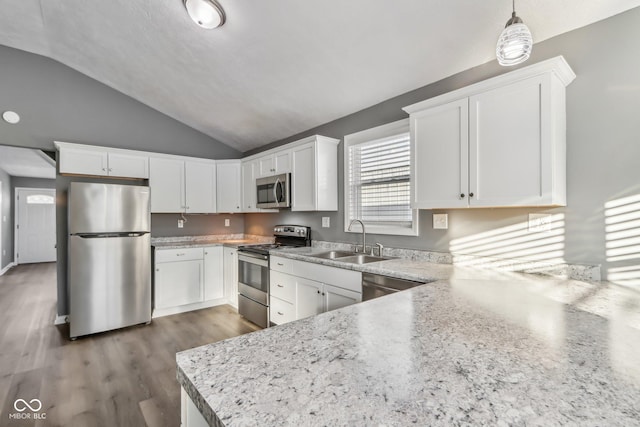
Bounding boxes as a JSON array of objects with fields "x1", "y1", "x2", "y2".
[{"x1": 343, "y1": 118, "x2": 418, "y2": 237}]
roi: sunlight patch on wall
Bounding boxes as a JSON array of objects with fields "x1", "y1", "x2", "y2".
[
  {"x1": 605, "y1": 194, "x2": 640, "y2": 288},
  {"x1": 449, "y1": 214, "x2": 565, "y2": 271}
]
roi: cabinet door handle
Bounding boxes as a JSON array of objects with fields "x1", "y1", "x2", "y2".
[
  {"x1": 277, "y1": 284, "x2": 284, "y2": 288},
  {"x1": 156, "y1": 268, "x2": 159, "y2": 272},
  {"x1": 460, "y1": 193, "x2": 465, "y2": 198},
  {"x1": 204, "y1": 252, "x2": 208, "y2": 255},
  {"x1": 277, "y1": 311, "x2": 284, "y2": 316},
  {"x1": 277, "y1": 262, "x2": 284, "y2": 266},
  {"x1": 469, "y1": 192, "x2": 474, "y2": 197},
  {"x1": 322, "y1": 292, "x2": 325, "y2": 296},
  {"x1": 176, "y1": 253, "x2": 185, "y2": 257},
  {"x1": 108, "y1": 168, "x2": 113, "y2": 172},
  {"x1": 317, "y1": 290, "x2": 320, "y2": 294}
]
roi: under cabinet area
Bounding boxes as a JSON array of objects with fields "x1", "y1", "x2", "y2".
[
  {"x1": 153, "y1": 246, "x2": 227, "y2": 317},
  {"x1": 404, "y1": 56, "x2": 575, "y2": 209},
  {"x1": 269, "y1": 256, "x2": 361, "y2": 325}
]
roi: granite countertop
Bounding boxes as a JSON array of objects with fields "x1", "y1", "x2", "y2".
[
  {"x1": 268, "y1": 246, "x2": 521, "y2": 283},
  {"x1": 151, "y1": 235, "x2": 273, "y2": 249},
  {"x1": 177, "y1": 268, "x2": 640, "y2": 425}
]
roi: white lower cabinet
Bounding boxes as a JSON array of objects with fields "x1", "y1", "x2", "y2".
[
  {"x1": 154, "y1": 246, "x2": 228, "y2": 317},
  {"x1": 204, "y1": 247, "x2": 224, "y2": 300},
  {"x1": 181, "y1": 387, "x2": 208, "y2": 427},
  {"x1": 269, "y1": 256, "x2": 361, "y2": 325},
  {"x1": 223, "y1": 247, "x2": 238, "y2": 308}
]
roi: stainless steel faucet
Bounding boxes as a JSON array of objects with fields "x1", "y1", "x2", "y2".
[{"x1": 348, "y1": 219, "x2": 366, "y2": 253}]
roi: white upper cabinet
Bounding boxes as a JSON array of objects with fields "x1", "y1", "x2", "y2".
[
  {"x1": 404, "y1": 56, "x2": 575, "y2": 209},
  {"x1": 409, "y1": 98, "x2": 469, "y2": 209},
  {"x1": 257, "y1": 148, "x2": 291, "y2": 178},
  {"x1": 185, "y1": 160, "x2": 217, "y2": 213},
  {"x1": 291, "y1": 136, "x2": 339, "y2": 211},
  {"x1": 56, "y1": 142, "x2": 149, "y2": 179},
  {"x1": 241, "y1": 159, "x2": 259, "y2": 212},
  {"x1": 149, "y1": 157, "x2": 216, "y2": 213},
  {"x1": 149, "y1": 157, "x2": 186, "y2": 212},
  {"x1": 216, "y1": 160, "x2": 242, "y2": 213}
]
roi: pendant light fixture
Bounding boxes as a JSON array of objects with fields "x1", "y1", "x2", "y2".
[
  {"x1": 183, "y1": 0, "x2": 226, "y2": 29},
  {"x1": 496, "y1": 0, "x2": 532, "y2": 66}
]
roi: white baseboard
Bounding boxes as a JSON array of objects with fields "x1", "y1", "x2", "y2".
[
  {"x1": 0, "y1": 262, "x2": 15, "y2": 276},
  {"x1": 152, "y1": 298, "x2": 228, "y2": 319},
  {"x1": 54, "y1": 314, "x2": 68, "y2": 325}
]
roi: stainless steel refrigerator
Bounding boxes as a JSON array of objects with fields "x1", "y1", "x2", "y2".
[{"x1": 68, "y1": 182, "x2": 151, "y2": 339}]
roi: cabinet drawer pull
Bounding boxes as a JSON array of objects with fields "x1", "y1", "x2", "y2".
[
  {"x1": 176, "y1": 253, "x2": 185, "y2": 256},
  {"x1": 277, "y1": 262, "x2": 284, "y2": 266},
  {"x1": 277, "y1": 311, "x2": 284, "y2": 316},
  {"x1": 277, "y1": 284, "x2": 284, "y2": 288}
]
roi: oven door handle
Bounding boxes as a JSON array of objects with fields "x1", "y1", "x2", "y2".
[{"x1": 238, "y1": 253, "x2": 269, "y2": 267}]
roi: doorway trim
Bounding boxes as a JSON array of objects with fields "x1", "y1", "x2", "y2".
[{"x1": 14, "y1": 187, "x2": 57, "y2": 265}]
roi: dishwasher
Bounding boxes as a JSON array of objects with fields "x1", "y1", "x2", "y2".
[{"x1": 362, "y1": 273, "x2": 426, "y2": 301}]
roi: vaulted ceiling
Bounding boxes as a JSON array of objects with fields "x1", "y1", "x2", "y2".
[{"x1": 1, "y1": 0, "x2": 639, "y2": 152}]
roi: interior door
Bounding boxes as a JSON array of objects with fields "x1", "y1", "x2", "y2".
[{"x1": 16, "y1": 188, "x2": 56, "y2": 264}]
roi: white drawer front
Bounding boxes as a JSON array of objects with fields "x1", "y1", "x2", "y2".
[
  {"x1": 270, "y1": 271, "x2": 296, "y2": 303},
  {"x1": 270, "y1": 255, "x2": 362, "y2": 293},
  {"x1": 156, "y1": 247, "x2": 203, "y2": 263},
  {"x1": 270, "y1": 296, "x2": 295, "y2": 325}
]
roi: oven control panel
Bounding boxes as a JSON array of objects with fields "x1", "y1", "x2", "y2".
[{"x1": 274, "y1": 225, "x2": 310, "y2": 238}]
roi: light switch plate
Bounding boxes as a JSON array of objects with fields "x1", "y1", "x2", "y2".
[
  {"x1": 178, "y1": 219, "x2": 184, "y2": 228},
  {"x1": 433, "y1": 213, "x2": 448, "y2": 229},
  {"x1": 322, "y1": 217, "x2": 330, "y2": 228},
  {"x1": 224, "y1": 219, "x2": 230, "y2": 227},
  {"x1": 528, "y1": 213, "x2": 552, "y2": 232}
]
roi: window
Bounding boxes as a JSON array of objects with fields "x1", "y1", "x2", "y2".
[
  {"x1": 344, "y1": 119, "x2": 418, "y2": 236},
  {"x1": 26, "y1": 194, "x2": 55, "y2": 204}
]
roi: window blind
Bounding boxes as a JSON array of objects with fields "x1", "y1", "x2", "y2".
[{"x1": 347, "y1": 132, "x2": 412, "y2": 227}]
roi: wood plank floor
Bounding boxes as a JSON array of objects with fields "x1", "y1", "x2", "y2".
[{"x1": 0, "y1": 263, "x2": 260, "y2": 427}]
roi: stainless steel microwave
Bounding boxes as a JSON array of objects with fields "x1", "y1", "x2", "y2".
[{"x1": 256, "y1": 173, "x2": 291, "y2": 209}]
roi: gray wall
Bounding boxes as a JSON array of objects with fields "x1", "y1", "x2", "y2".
[
  {"x1": 151, "y1": 213, "x2": 244, "y2": 237},
  {"x1": 245, "y1": 7, "x2": 640, "y2": 281},
  {"x1": 0, "y1": 169, "x2": 10, "y2": 270},
  {"x1": 0, "y1": 44, "x2": 245, "y2": 315}
]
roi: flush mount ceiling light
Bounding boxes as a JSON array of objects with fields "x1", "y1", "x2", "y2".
[
  {"x1": 183, "y1": 0, "x2": 226, "y2": 29},
  {"x1": 2, "y1": 111, "x2": 20, "y2": 124},
  {"x1": 496, "y1": 0, "x2": 533, "y2": 66}
]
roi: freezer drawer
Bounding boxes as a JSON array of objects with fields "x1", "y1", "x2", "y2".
[{"x1": 69, "y1": 234, "x2": 151, "y2": 338}]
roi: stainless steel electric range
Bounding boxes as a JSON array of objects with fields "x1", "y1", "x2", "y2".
[{"x1": 236, "y1": 225, "x2": 311, "y2": 328}]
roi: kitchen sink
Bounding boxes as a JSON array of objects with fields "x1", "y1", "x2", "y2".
[
  {"x1": 310, "y1": 250, "x2": 358, "y2": 259},
  {"x1": 336, "y1": 254, "x2": 393, "y2": 264}
]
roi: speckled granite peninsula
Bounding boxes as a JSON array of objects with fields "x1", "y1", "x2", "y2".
[{"x1": 177, "y1": 270, "x2": 640, "y2": 426}]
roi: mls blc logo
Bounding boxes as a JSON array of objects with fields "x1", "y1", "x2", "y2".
[{"x1": 9, "y1": 398, "x2": 46, "y2": 420}]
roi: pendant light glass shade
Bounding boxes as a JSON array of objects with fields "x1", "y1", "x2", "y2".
[
  {"x1": 183, "y1": 0, "x2": 225, "y2": 29},
  {"x1": 496, "y1": 6, "x2": 532, "y2": 66}
]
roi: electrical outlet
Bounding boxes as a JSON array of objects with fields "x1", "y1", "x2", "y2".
[
  {"x1": 178, "y1": 219, "x2": 184, "y2": 228},
  {"x1": 225, "y1": 219, "x2": 230, "y2": 227},
  {"x1": 433, "y1": 213, "x2": 448, "y2": 229},
  {"x1": 322, "y1": 217, "x2": 330, "y2": 228},
  {"x1": 529, "y1": 213, "x2": 552, "y2": 232}
]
